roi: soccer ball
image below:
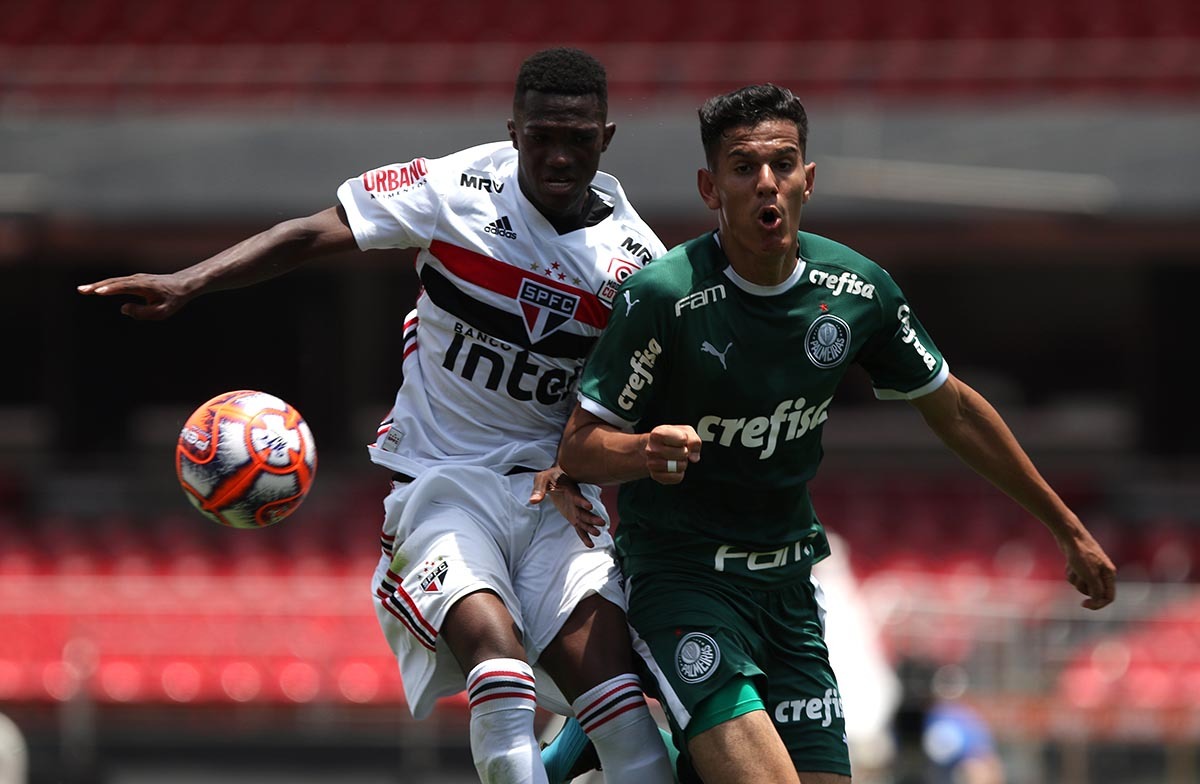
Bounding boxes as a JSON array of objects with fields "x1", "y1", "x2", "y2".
[{"x1": 176, "y1": 390, "x2": 317, "y2": 528}]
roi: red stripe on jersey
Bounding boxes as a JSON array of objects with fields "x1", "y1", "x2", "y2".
[
  {"x1": 403, "y1": 342, "x2": 419, "y2": 360},
  {"x1": 385, "y1": 571, "x2": 439, "y2": 637},
  {"x1": 376, "y1": 588, "x2": 436, "y2": 651},
  {"x1": 429, "y1": 240, "x2": 609, "y2": 329}
]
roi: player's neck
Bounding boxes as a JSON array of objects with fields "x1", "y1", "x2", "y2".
[
  {"x1": 717, "y1": 231, "x2": 800, "y2": 287},
  {"x1": 521, "y1": 180, "x2": 605, "y2": 235}
]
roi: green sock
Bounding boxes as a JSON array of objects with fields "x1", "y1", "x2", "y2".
[{"x1": 660, "y1": 726, "x2": 681, "y2": 782}]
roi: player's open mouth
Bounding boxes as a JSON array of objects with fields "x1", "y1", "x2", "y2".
[{"x1": 758, "y1": 207, "x2": 782, "y2": 229}]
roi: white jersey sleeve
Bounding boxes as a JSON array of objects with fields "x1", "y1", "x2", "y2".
[{"x1": 337, "y1": 142, "x2": 512, "y2": 251}]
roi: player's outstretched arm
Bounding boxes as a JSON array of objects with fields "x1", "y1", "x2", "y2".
[
  {"x1": 77, "y1": 205, "x2": 357, "y2": 320},
  {"x1": 910, "y1": 373, "x2": 1117, "y2": 610},
  {"x1": 558, "y1": 405, "x2": 701, "y2": 487}
]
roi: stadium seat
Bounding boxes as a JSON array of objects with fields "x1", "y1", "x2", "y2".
[{"x1": 3, "y1": 0, "x2": 1198, "y2": 106}]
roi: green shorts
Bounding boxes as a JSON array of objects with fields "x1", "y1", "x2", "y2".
[{"x1": 628, "y1": 567, "x2": 851, "y2": 777}]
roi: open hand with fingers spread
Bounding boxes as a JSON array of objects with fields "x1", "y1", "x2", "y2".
[{"x1": 530, "y1": 466, "x2": 607, "y2": 548}]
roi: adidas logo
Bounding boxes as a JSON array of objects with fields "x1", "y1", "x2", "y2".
[{"x1": 484, "y1": 215, "x2": 517, "y2": 240}]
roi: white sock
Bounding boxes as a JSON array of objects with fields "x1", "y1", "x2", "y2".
[
  {"x1": 466, "y1": 658, "x2": 548, "y2": 784},
  {"x1": 572, "y1": 674, "x2": 674, "y2": 783}
]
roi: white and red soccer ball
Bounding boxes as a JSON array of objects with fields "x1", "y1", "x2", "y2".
[{"x1": 176, "y1": 390, "x2": 317, "y2": 528}]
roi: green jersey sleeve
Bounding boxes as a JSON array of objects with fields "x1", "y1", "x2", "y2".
[
  {"x1": 856, "y1": 267, "x2": 949, "y2": 399},
  {"x1": 577, "y1": 260, "x2": 681, "y2": 429}
]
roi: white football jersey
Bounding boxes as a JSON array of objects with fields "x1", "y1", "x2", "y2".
[{"x1": 337, "y1": 142, "x2": 666, "y2": 477}]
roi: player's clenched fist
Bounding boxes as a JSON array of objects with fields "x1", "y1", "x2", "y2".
[{"x1": 645, "y1": 425, "x2": 701, "y2": 485}]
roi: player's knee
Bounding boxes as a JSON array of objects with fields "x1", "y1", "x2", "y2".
[
  {"x1": 467, "y1": 658, "x2": 543, "y2": 784},
  {"x1": 470, "y1": 703, "x2": 542, "y2": 784}
]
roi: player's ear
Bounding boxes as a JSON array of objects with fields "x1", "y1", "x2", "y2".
[
  {"x1": 802, "y1": 161, "x2": 816, "y2": 204},
  {"x1": 698, "y1": 167, "x2": 720, "y2": 210},
  {"x1": 507, "y1": 118, "x2": 518, "y2": 148},
  {"x1": 601, "y1": 122, "x2": 616, "y2": 151}
]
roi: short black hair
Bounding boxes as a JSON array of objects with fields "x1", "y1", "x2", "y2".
[
  {"x1": 698, "y1": 84, "x2": 808, "y2": 169},
  {"x1": 514, "y1": 47, "x2": 608, "y2": 114}
]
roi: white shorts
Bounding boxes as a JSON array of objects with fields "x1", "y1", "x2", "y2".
[{"x1": 369, "y1": 464, "x2": 625, "y2": 720}]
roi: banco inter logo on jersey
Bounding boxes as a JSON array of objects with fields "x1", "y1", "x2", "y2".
[
  {"x1": 805, "y1": 314, "x2": 850, "y2": 368},
  {"x1": 518, "y1": 278, "x2": 579, "y2": 344},
  {"x1": 484, "y1": 215, "x2": 517, "y2": 240}
]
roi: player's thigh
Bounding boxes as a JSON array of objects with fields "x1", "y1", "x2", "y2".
[
  {"x1": 538, "y1": 592, "x2": 634, "y2": 701},
  {"x1": 441, "y1": 589, "x2": 527, "y2": 674},
  {"x1": 625, "y1": 571, "x2": 762, "y2": 692},
  {"x1": 687, "y1": 710, "x2": 800, "y2": 784},
  {"x1": 765, "y1": 577, "x2": 852, "y2": 779},
  {"x1": 685, "y1": 693, "x2": 852, "y2": 784},
  {"x1": 374, "y1": 471, "x2": 529, "y2": 656},
  {"x1": 510, "y1": 475, "x2": 624, "y2": 670}
]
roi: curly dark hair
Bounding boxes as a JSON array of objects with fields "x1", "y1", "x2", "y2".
[
  {"x1": 698, "y1": 84, "x2": 808, "y2": 168},
  {"x1": 514, "y1": 47, "x2": 608, "y2": 114}
]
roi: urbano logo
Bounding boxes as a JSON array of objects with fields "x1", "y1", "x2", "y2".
[{"x1": 362, "y1": 159, "x2": 428, "y2": 194}]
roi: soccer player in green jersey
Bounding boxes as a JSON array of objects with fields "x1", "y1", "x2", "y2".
[{"x1": 552, "y1": 84, "x2": 1117, "y2": 784}]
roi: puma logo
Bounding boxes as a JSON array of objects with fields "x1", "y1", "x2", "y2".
[
  {"x1": 623, "y1": 289, "x2": 640, "y2": 316},
  {"x1": 701, "y1": 340, "x2": 732, "y2": 370}
]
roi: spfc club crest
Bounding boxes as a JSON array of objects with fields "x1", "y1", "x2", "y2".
[
  {"x1": 518, "y1": 278, "x2": 580, "y2": 343},
  {"x1": 419, "y1": 558, "x2": 449, "y2": 593}
]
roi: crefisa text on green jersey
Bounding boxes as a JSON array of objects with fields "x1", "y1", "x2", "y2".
[
  {"x1": 808, "y1": 269, "x2": 875, "y2": 299},
  {"x1": 699, "y1": 395, "x2": 833, "y2": 460}
]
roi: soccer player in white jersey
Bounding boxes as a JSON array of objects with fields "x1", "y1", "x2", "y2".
[
  {"x1": 553, "y1": 84, "x2": 1118, "y2": 784},
  {"x1": 79, "y1": 48, "x2": 674, "y2": 784}
]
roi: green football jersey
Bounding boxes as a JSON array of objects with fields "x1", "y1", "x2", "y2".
[{"x1": 578, "y1": 230, "x2": 948, "y2": 586}]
